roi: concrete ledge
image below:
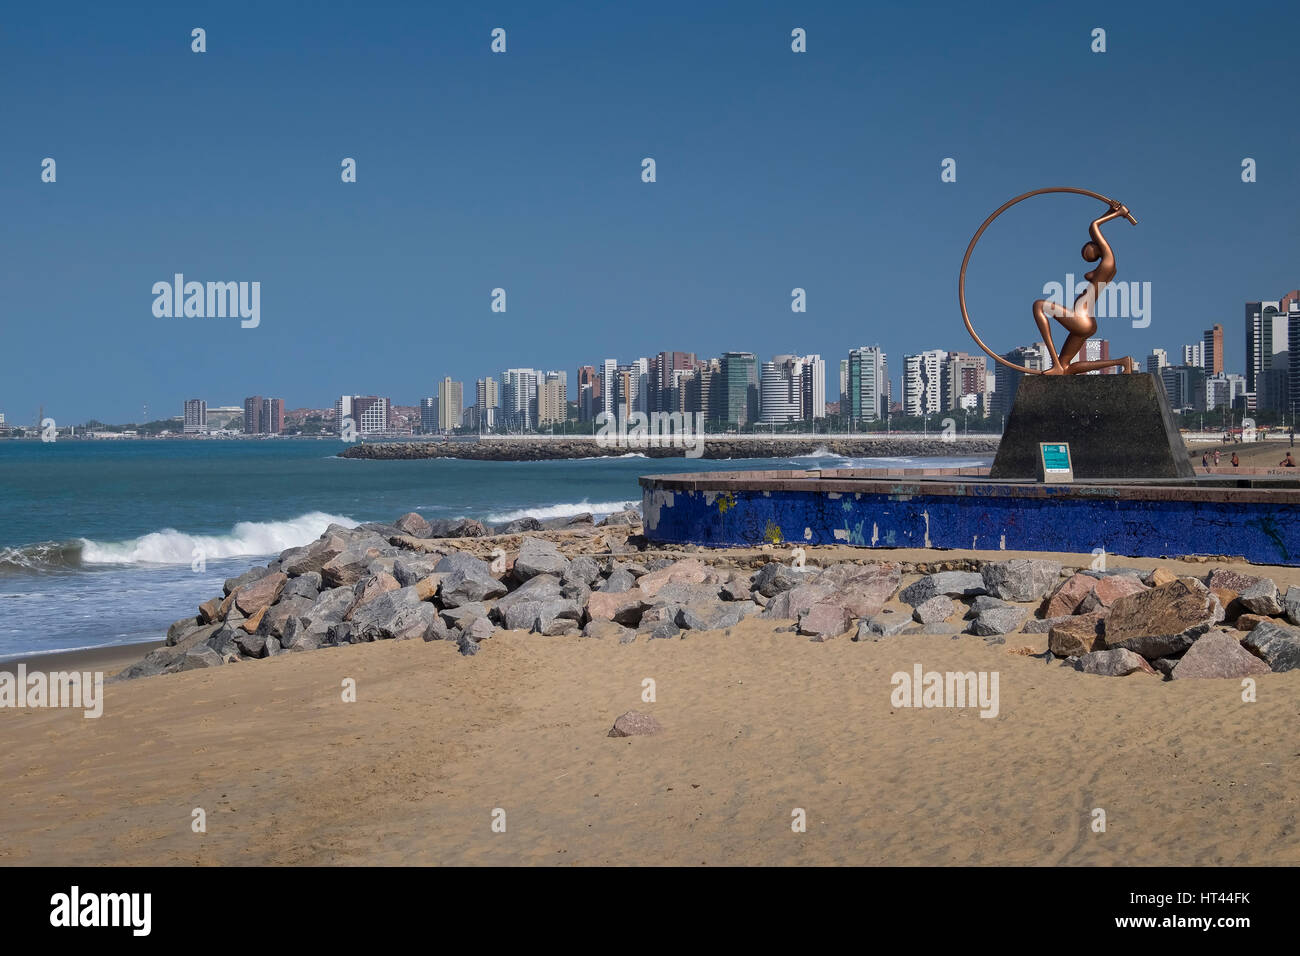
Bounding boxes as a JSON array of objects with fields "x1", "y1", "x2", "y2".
[{"x1": 640, "y1": 469, "x2": 1300, "y2": 566}]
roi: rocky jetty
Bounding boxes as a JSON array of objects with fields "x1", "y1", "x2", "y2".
[
  {"x1": 116, "y1": 510, "x2": 1300, "y2": 683},
  {"x1": 337, "y1": 436, "x2": 999, "y2": 462}
]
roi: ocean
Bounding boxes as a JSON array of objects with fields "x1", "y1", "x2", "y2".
[{"x1": 0, "y1": 439, "x2": 990, "y2": 660}]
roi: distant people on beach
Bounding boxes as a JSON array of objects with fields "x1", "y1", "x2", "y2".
[
  {"x1": 1202, "y1": 452, "x2": 1209, "y2": 470},
  {"x1": 1282, "y1": 452, "x2": 1296, "y2": 468},
  {"x1": 1231, "y1": 452, "x2": 1240, "y2": 468},
  {"x1": 1213, "y1": 449, "x2": 1221, "y2": 467},
  {"x1": 1291, "y1": 429, "x2": 1296, "y2": 448}
]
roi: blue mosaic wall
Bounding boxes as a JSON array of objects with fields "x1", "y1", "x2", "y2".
[{"x1": 642, "y1": 484, "x2": 1300, "y2": 566}]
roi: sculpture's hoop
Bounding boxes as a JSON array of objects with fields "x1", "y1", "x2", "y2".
[{"x1": 958, "y1": 187, "x2": 1127, "y2": 375}]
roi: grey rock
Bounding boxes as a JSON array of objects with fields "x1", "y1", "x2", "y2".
[
  {"x1": 393, "y1": 557, "x2": 441, "y2": 588},
  {"x1": 648, "y1": 620, "x2": 681, "y2": 640},
  {"x1": 912, "y1": 594, "x2": 955, "y2": 624},
  {"x1": 1073, "y1": 648, "x2": 1157, "y2": 677},
  {"x1": 235, "y1": 631, "x2": 269, "y2": 658},
  {"x1": 394, "y1": 512, "x2": 432, "y2": 537},
  {"x1": 441, "y1": 603, "x2": 488, "y2": 627},
  {"x1": 498, "y1": 516, "x2": 543, "y2": 534},
  {"x1": 1283, "y1": 586, "x2": 1300, "y2": 626},
  {"x1": 677, "y1": 601, "x2": 750, "y2": 631},
  {"x1": 514, "y1": 537, "x2": 570, "y2": 580},
  {"x1": 969, "y1": 606, "x2": 1027, "y2": 636},
  {"x1": 1242, "y1": 620, "x2": 1300, "y2": 672},
  {"x1": 436, "y1": 554, "x2": 508, "y2": 606},
  {"x1": 753, "y1": 562, "x2": 805, "y2": 597},
  {"x1": 900, "y1": 571, "x2": 986, "y2": 605},
  {"x1": 856, "y1": 611, "x2": 911, "y2": 640},
  {"x1": 461, "y1": 616, "x2": 496, "y2": 642},
  {"x1": 177, "y1": 645, "x2": 224, "y2": 671},
  {"x1": 563, "y1": 555, "x2": 602, "y2": 587},
  {"x1": 581, "y1": 619, "x2": 635, "y2": 641},
  {"x1": 1237, "y1": 578, "x2": 1283, "y2": 616},
  {"x1": 980, "y1": 559, "x2": 1062, "y2": 602},
  {"x1": 223, "y1": 565, "x2": 271, "y2": 596},
  {"x1": 600, "y1": 568, "x2": 637, "y2": 593},
  {"x1": 281, "y1": 573, "x2": 322, "y2": 602}
]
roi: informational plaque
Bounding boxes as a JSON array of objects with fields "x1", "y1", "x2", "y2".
[{"x1": 1037, "y1": 442, "x2": 1073, "y2": 483}]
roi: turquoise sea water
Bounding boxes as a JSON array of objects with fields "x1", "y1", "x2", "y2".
[{"x1": 0, "y1": 440, "x2": 988, "y2": 659}]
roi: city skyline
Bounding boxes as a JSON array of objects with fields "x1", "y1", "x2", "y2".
[{"x1": 4, "y1": 3, "x2": 1300, "y2": 422}]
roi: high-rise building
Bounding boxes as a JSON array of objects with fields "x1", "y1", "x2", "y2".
[
  {"x1": 1146, "y1": 348, "x2": 1169, "y2": 375},
  {"x1": 501, "y1": 369, "x2": 539, "y2": 430},
  {"x1": 1206, "y1": 373, "x2": 1246, "y2": 412},
  {"x1": 683, "y1": 359, "x2": 722, "y2": 424},
  {"x1": 599, "y1": 359, "x2": 618, "y2": 419},
  {"x1": 337, "y1": 395, "x2": 390, "y2": 433},
  {"x1": 1203, "y1": 324, "x2": 1224, "y2": 375},
  {"x1": 262, "y1": 398, "x2": 284, "y2": 434},
  {"x1": 650, "y1": 352, "x2": 696, "y2": 413},
  {"x1": 941, "y1": 351, "x2": 987, "y2": 414},
  {"x1": 1083, "y1": 339, "x2": 1118, "y2": 375},
  {"x1": 1182, "y1": 342, "x2": 1205, "y2": 368},
  {"x1": 991, "y1": 344, "x2": 1046, "y2": 419},
  {"x1": 1161, "y1": 366, "x2": 1207, "y2": 411},
  {"x1": 800, "y1": 354, "x2": 826, "y2": 419},
  {"x1": 848, "y1": 346, "x2": 888, "y2": 423},
  {"x1": 902, "y1": 349, "x2": 944, "y2": 415},
  {"x1": 759, "y1": 357, "x2": 802, "y2": 424},
  {"x1": 575, "y1": 365, "x2": 599, "y2": 421},
  {"x1": 242, "y1": 395, "x2": 264, "y2": 434},
  {"x1": 183, "y1": 399, "x2": 207, "y2": 434},
  {"x1": 419, "y1": 397, "x2": 437, "y2": 433},
  {"x1": 1246, "y1": 300, "x2": 1291, "y2": 413},
  {"x1": 538, "y1": 371, "x2": 568, "y2": 426},
  {"x1": 838, "y1": 358, "x2": 849, "y2": 409},
  {"x1": 437, "y1": 378, "x2": 464, "y2": 434},
  {"x1": 720, "y1": 352, "x2": 759, "y2": 426}
]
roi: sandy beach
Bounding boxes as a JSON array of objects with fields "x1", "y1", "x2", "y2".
[{"x1": 2, "y1": 545, "x2": 1296, "y2": 867}]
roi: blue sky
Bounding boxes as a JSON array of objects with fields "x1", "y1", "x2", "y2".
[{"x1": 3, "y1": 0, "x2": 1299, "y2": 423}]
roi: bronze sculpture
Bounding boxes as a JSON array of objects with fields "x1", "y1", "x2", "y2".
[{"x1": 959, "y1": 187, "x2": 1137, "y2": 375}]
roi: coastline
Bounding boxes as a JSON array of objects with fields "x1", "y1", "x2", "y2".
[
  {"x1": 3, "y1": 537, "x2": 1298, "y2": 866},
  {"x1": 338, "y1": 435, "x2": 1002, "y2": 461}
]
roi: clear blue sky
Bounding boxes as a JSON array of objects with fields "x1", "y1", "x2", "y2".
[{"x1": 3, "y1": 0, "x2": 1298, "y2": 423}]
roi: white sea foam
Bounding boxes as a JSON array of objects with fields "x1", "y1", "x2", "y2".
[
  {"x1": 78, "y1": 511, "x2": 357, "y2": 566},
  {"x1": 484, "y1": 500, "x2": 637, "y2": 523}
]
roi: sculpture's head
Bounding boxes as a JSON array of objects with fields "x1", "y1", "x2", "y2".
[{"x1": 1081, "y1": 241, "x2": 1102, "y2": 262}]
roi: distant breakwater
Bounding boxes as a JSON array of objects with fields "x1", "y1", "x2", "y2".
[{"x1": 337, "y1": 436, "x2": 1001, "y2": 462}]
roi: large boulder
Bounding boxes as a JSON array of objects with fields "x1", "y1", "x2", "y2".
[
  {"x1": 1099, "y1": 580, "x2": 1221, "y2": 659},
  {"x1": 394, "y1": 512, "x2": 432, "y2": 537},
  {"x1": 436, "y1": 553, "x2": 508, "y2": 606},
  {"x1": 1073, "y1": 649, "x2": 1157, "y2": 677},
  {"x1": 259, "y1": 596, "x2": 315, "y2": 639},
  {"x1": 761, "y1": 582, "x2": 837, "y2": 620},
  {"x1": 1040, "y1": 572, "x2": 1096, "y2": 618},
  {"x1": 349, "y1": 587, "x2": 429, "y2": 640},
  {"x1": 1047, "y1": 613, "x2": 1106, "y2": 657},
  {"x1": 598, "y1": 568, "x2": 637, "y2": 593},
  {"x1": 1242, "y1": 620, "x2": 1300, "y2": 672},
  {"x1": 514, "y1": 537, "x2": 570, "y2": 580},
  {"x1": 751, "y1": 562, "x2": 805, "y2": 598},
  {"x1": 281, "y1": 533, "x2": 348, "y2": 577},
  {"x1": 637, "y1": 559, "x2": 715, "y2": 599},
  {"x1": 677, "y1": 601, "x2": 753, "y2": 631},
  {"x1": 1076, "y1": 575, "x2": 1148, "y2": 613},
  {"x1": 798, "y1": 602, "x2": 852, "y2": 639},
  {"x1": 343, "y1": 571, "x2": 401, "y2": 619},
  {"x1": 233, "y1": 571, "x2": 287, "y2": 617},
  {"x1": 563, "y1": 555, "x2": 602, "y2": 587},
  {"x1": 912, "y1": 595, "x2": 955, "y2": 624},
  {"x1": 586, "y1": 588, "x2": 650, "y2": 626},
  {"x1": 281, "y1": 572, "x2": 322, "y2": 602},
  {"x1": 821, "y1": 563, "x2": 901, "y2": 618},
  {"x1": 1172, "y1": 632, "x2": 1271, "y2": 679},
  {"x1": 856, "y1": 610, "x2": 911, "y2": 640},
  {"x1": 969, "y1": 605, "x2": 1027, "y2": 636},
  {"x1": 1283, "y1": 586, "x2": 1300, "y2": 626},
  {"x1": 1236, "y1": 578, "x2": 1283, "y2": 616},
  {"x1": 899, "y1": 570, "x2": 985, "y2": 605},
  {"x1": 582, "y1": 619, "x2": 635, "y2": 641},
  {"x1": 321, "y1": 548, "x2": 383, "y2": 589},
  {"x1": 980, "y1": 559, "x2": 1062, "y2": 602}
]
